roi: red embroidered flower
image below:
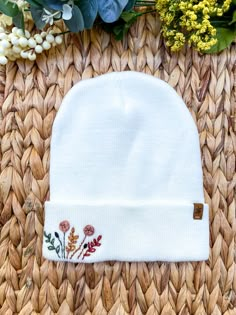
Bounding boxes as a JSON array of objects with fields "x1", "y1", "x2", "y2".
[
  {"x1": 59, "y1": 220, "x2": 70, "y2": 233},
  {"x1": 83, "y1": 225, "x2": 95, "y2": 236}
]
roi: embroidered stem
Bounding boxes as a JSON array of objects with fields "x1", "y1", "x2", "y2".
[
  {"x1": 70, "y1": 235, "x2": 86, "y2": 259},
  {"x1": 77, "y1": 248, "x2": 84, "y2": 260},
  {"x1": 57, "y1": 236, "x2": 63, "y2": 258},
  {"x1": 63, "y1": 232, "x2": 66, "y2": 258}
]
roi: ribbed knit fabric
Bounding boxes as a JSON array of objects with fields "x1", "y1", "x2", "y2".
[{"x1": 43, "y1": 71, "x2": 209, "y2": 263}]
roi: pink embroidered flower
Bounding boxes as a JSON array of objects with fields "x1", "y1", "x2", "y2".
[
  {"x1": 59, "y1": 220, "x2": 70, "y2": 233},
  {"x1": 83, "y1": 225, "x2": 95, "y2": 236}
]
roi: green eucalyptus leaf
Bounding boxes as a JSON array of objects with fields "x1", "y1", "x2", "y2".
[
  {"x1": 26, "y1": 0, "x2": 44, "y2": 7},
  {"x1": 124, "y1": 0, "x2": 136, "y2": 11},
  {"x1": 102, "y1": 10, "x2": 140, "y2": 40},
  {"x1": 0, "y1": 1, "x2": 20, "y2": 17},
  {"x1": 30, "y1": 6, "x2": 46, "y2": 29},
  {"x1": 229, "y1": 10, "x2": 236, "y2": 25},
  {"x1": 48, "y1": 246, "x2": 54, "y2": 250},
  {"x1": 205, "y1": 27, "x2": 236, "y2": 54},
  {"x1": 98, "y1": 0, "x2": 129, "y2": 23},
  {"x1": 121, "y1": 10, "x2": 141, "y2": 23},
  {"x1": 64, "y1": 5, "x2": 84, "y2": 32},
  {"x1": 78, "y1": 0, "x2": 98, "y2": 29},
  {"x1": 13, "y1": 11, "x2": 25, "y2": 31}
]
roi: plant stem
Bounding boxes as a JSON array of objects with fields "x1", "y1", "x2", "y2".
[
  {"x1": 70, "y1": 235, "x2": 86, "y2": 259},
  {"x1": 63, "y1": 232, "x2": 65, "y2": 259}
]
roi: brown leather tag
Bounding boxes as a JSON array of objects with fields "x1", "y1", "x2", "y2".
[{"x1": 193, "y1": 203, "x2": 203, "y2": 220}]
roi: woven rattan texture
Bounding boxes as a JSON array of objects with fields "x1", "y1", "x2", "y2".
[{"x1": 0, "y1": 15, "x2": 236, "y2": 315}]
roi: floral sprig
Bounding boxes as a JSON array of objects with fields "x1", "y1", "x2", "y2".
[
  {"x1": 44, "y1": 221, "x2": 102, "y2": 261},
  {"x1": 44, "y1": 231, "x2": 61, "y2": 258},
  {"x1": 156, "y1": 0, "x2": 236, "y2": 53},
  {"x1": 66, "y1": 227, "x2": 79, "y2": 258},
  {"x1": 0, "y1": 0, "x2": 235, "y2": 65},
  {"x1": 82, "y1": 235, "x2": 102, "y2": 260}
]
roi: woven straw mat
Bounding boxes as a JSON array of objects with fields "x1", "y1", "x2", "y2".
[{"x1": 0, "y1": 14, "x2": 236, "y2": 315}]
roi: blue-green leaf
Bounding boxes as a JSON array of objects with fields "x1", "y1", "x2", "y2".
[
  {"x1": 125, "y1": 0, "x2": 136, "y2": 11},
  {"x1": 30, "y1": 6, "x2": 46, "y2": 29},
  {"x1": 98, "y1": 0, "x2": 129, "y2": 23},
  {"x1": 13, "y1": 11, "x2": 25, "y2": 31},
  {"x1": 79, "y1": 0, "x2": 98, "y2": 29},
  {"x1": 64, "y1": 5, "x2": 84, "y2": 32},
  {"x1": 0, "y1": 1, "x2": 20, "y2": 17},
  {"x1": 42, "y1": 0, "x2": 65, "y2": 10},
  {"x1": 26, "y1": 0, "x2": 44, "y2": 7}
]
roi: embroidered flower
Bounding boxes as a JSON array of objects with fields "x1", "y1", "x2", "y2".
[
  {"x1": 59, "y1": 220, "x2": 70, "y2": 233},
  {"x1": 44, "y1": 221, "x2": 101, "y2": 261},
  {"x1": 83, "y1": 225, "x2": 95, "y2": 236}
]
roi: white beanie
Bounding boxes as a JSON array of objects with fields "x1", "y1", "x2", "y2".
[{"x1": 43, "y1": 71, "x2": 209, "y2": 263}]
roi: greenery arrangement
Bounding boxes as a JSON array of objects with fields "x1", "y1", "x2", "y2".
[{"x1": 0, "y1": 0, "x2": 235, "y2": 64}]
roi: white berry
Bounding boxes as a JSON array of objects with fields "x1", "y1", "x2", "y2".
[
  {"x1": 28, "y1": 52, "x2": 36, "y2": 61},
  {"x1": 16, "y1": 29, "x2": 24, "y2": 37},
  {"x1": 35, "y1": 45, "x2": 43, "y2": 54},
  {"x1": 20, "y1": 51, "x2": 29, "y2": 59},
  {"x1": 0, "y1": 55, "x2": 8, "y2": 65},
  {"x1": 0, "y1": 33, "x2": 7, "y2": 40},
  {"x1": 0, "y1": 45, "x2": 5, "y2": 54},
  {"x1": 24, "y1": 30, "x2": 30, "y2": 38},
  {"x1": 34, "y1": 34, "x2": 43, "y2": 44},
  {"x1": 1, "y1": 39, "x2": 10, "y2": 48},
  {"x1": 42, "y1": 41, "x2": 51, "y2": 50},
  {"x1": 41, "y1": 31, "x2": 47, "y2": 38},
  {"x1": 28, "y1": 38, "x2": 36, "y2": 48},
  {"x1": 55, "y1": 35, "x2": 63, "y2": 45},
  {"x1": 12, "y1": 27, "x2": 18, "y2": 34},
  {"x1": 19, "y1": 37, "x2": 28, "y2": 47},
  {"x1": 12, "y1": 46, "x2": 21, "y2": 54},
  {"x1": 46, "y1": 34, "x2": 54, "y2": 43},
  {"x1": 11, "y1": 36, "x2": 19, "y2": 46}
]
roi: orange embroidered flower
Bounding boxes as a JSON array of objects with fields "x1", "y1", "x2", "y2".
[
  {"x1": 59, "y1": 220, "x2": 70, "y2": 233},
  {"x1": 83, "y1": 225, "x2": 95, "y2": 236}
]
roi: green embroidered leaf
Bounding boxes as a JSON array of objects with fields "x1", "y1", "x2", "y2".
[
  {"x1": 56, "y1": 246, "x2": 60, "y2": 254},
  {"x1": 48, "y1": 233, "x2": 51, "y2": 240},
  {"x1": 48, "y1": 246, "x2": 55, "y2": 250},
  {"x1": 51, "y1": 238, "x2": 55, "y2": 245},
  {"x1": 45, "y1": 239, "x2": 49, "y2": 243}
]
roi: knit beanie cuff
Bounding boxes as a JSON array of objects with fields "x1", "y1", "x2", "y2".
[{"x1": 43, "y1": 201, "x2": 209, "y2": 263}]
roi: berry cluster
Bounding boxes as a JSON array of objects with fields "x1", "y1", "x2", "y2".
[{"x1": 0, "y1": 26, "x2": 63, "y2": 65}]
